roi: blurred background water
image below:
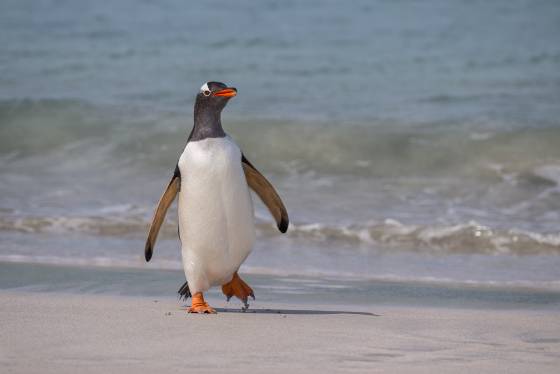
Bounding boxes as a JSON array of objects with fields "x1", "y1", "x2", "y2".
[{"x1": 1, "y1": 0, "x2": 560, "y2": 300}]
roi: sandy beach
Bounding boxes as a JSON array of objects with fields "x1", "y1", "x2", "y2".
[
  {"x1": 2, "y1": 1, "x2": 560, "y2": 373},
  {"x1": 1, "y1": 291, "x2": 558, "y2": 374}
]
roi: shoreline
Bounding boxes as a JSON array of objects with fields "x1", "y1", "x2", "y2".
[
  {"x1": 1, "y1": 261, "x2": 560, "y2": 311},
  {"x1": 2, "y1": 290, "x2": 559, "y2": 373}
]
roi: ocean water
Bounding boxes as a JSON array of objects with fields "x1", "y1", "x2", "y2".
[{"x1": 1, "y1": 0, "x2": 560, "y2": 305}]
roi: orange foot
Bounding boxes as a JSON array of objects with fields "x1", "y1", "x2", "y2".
[
  {"x1": 222, "y1": 272, "x2": 255, "y2": 310},
  {"x1": 187, "y1": 292, "x2": 216, "y2": 314}
]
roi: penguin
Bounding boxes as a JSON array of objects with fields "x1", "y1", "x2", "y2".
[{"x1": 145, "y1": 82, "x2": 289, "y2": 314}]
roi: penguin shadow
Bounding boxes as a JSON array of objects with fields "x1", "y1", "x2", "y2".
[{"x1": 214, "y1": 307, "x2": 380, "y2": 317}]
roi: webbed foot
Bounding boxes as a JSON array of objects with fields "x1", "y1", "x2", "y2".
[
  {"x1": 221, "y1": 272, "x2": 255, "y2": 309},
  {"x1": 187, "y1": 292, "x2": 216, "y2": 314}
]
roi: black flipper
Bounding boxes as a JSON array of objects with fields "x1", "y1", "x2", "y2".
[
  {"x1": 241, "y1": 154, "x2": 289, "y2": 233},
  {"x1": 144, "y1": 165, "x2": 181, "y2": 262}
]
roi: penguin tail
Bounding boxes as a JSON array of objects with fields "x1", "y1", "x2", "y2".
[{"x1": 178, "y1": 281, "x2": 191, "y2": 301}]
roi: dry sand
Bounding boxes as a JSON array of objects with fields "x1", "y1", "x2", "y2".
[{"x1": 1, "y1": 291, "x2": 559, "y2": 373}]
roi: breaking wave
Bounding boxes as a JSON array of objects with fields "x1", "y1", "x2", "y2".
[
  {"x1": 285, "y1": 219, "x2": 560, "y2": 255},
  {"x1": 2, "y1": 213, "x2": 559, "y2": 256},
  {"x1": 2, "y1": 98, "x2": 560, "y2": 179}
]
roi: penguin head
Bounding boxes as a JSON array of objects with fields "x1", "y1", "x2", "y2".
[{"x1": 195, "y1": 81, "x2": 237, "y2": 112}]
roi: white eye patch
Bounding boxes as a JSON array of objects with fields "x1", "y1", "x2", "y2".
[{"x1": 200, "y1": 83, "x2": 211, "y2": 96}]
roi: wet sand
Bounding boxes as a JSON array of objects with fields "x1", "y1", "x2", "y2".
[{"x1": 1, "y1": 291, "x2": 559, "y2": 373}]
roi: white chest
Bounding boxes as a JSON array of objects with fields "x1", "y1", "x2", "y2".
[{"x1": 176, "y1": 136, "x2": 256, "y2": 291}]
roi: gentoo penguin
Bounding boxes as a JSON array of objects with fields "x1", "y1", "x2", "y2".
[{"x1": 145, "y1": 82, "x2": 289, "y2": 314}]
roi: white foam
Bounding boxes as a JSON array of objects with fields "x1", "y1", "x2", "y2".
[{"x1": 533, "y1": 164, "x2": 560, "y2": 186}]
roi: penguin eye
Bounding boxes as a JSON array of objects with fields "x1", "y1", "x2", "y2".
[{"x1": 202, "y1": 90, "x2": 211, "y2": 97}]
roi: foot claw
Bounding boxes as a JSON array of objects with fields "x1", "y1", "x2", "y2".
[
  {"x1": 222, "y1": 272, "x2": 255, "y2": 309},
  {"x1": 187, "y1": 305, "x2": 216, "y2": 314}
]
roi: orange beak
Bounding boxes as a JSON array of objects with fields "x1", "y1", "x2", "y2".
[{"x1": 214, "y1": 88, "x2": 237, "y2": 98}]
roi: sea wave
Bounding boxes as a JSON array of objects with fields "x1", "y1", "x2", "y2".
[
  {"x1": 286, "y1": 219, "x2": 560, "y2": 255},
  {"x1": 2, "y1": 98, "x2": 560, "y2": 180},
  {"x1": 2, "y1": 213, "x2": 559, "y2": 256}
]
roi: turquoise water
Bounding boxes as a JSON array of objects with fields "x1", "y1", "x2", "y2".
[
  {"x1": 1, "y1": 0, "x2": 560, "y2": 299},
  {"x1": 1, "y1": 0, "x2": 559, "y2": 124}
]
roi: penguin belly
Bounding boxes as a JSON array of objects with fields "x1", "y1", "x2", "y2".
[{"x1": 177, "y1": 136, "x2": 255, "y2": 294}]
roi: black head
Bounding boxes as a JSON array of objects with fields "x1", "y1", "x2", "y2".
[
  {"x1": 190, "y1": 82, "x2": 237, "y2": 141},
  {"x1": 195, "y1": 81, "x2": 237, "y2": 112}
]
